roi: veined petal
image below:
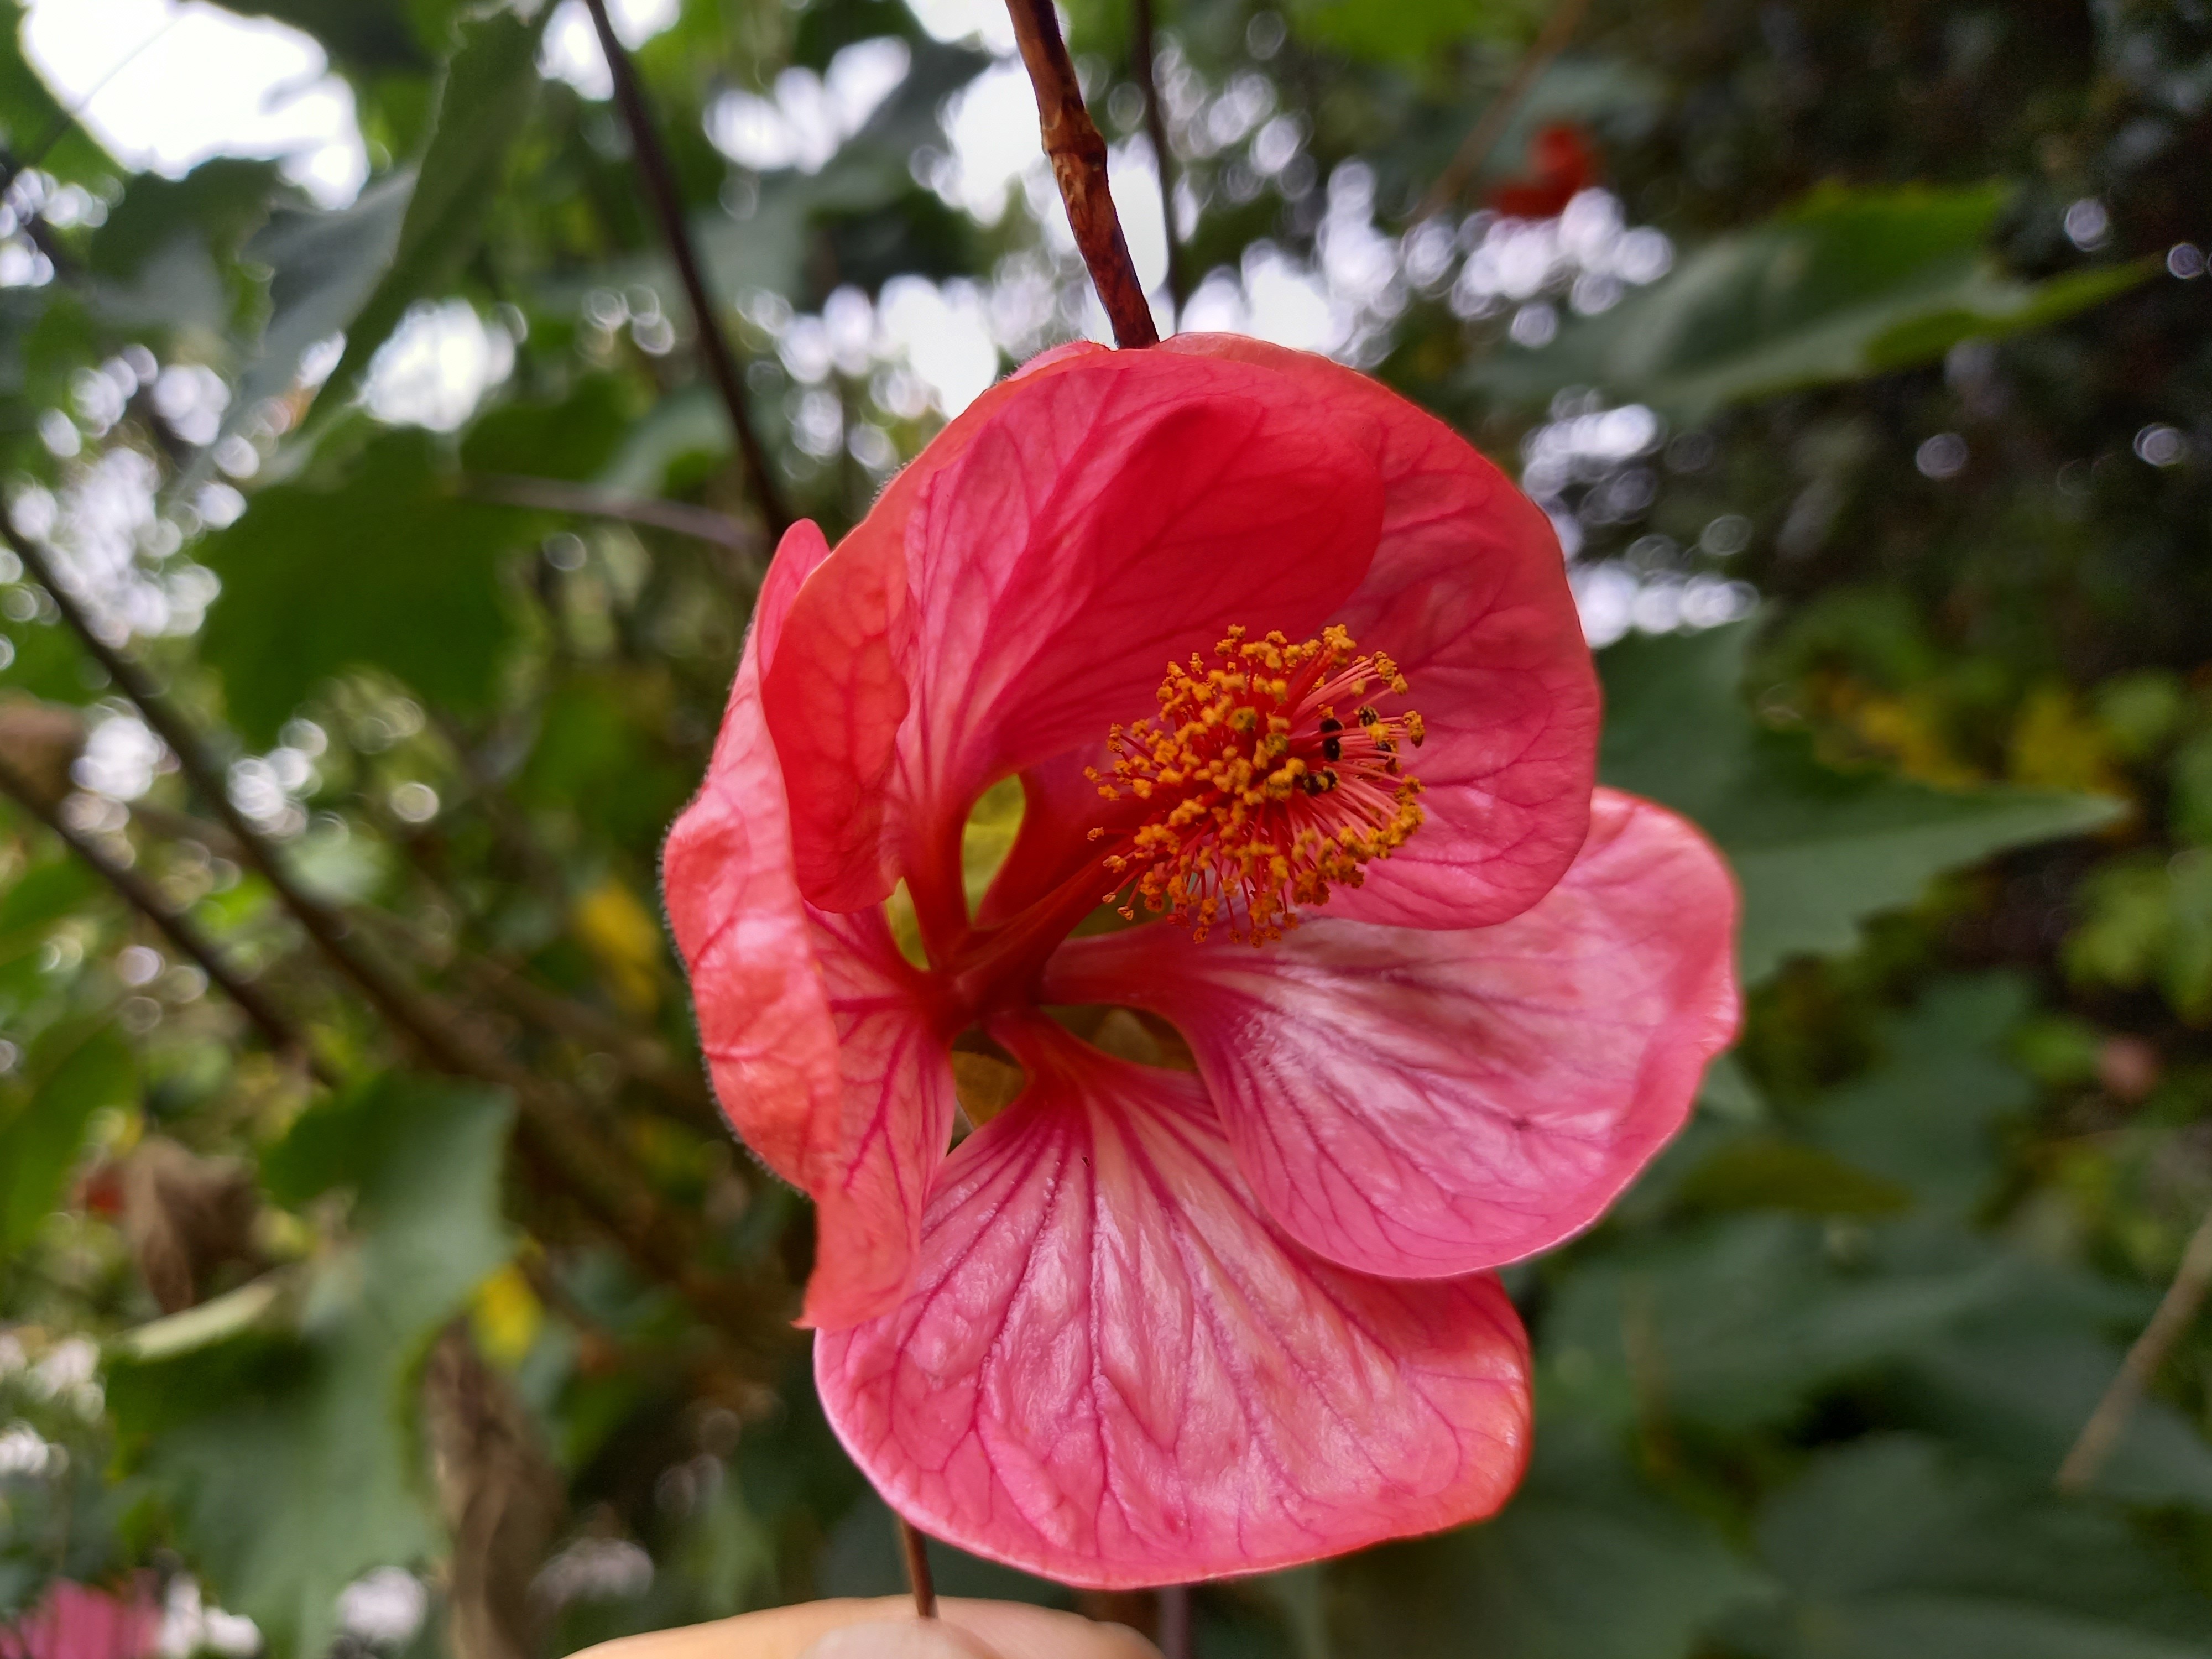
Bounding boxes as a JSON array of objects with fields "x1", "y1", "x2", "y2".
[
  {"x1": 1163, "y1": 335, "x2": 1599, "y2": 930},
  {"x1": 1045, "y1": 790, "x2": 1740, "y2": 1279},
  {"x1": 765, "y1": 349, "x2": 1385, "y2": 926},
  {"x1": 799, "y1": 907, "x2": 960, "y2": 1329},
  {"x1": 760, "y1": 526, "x2": 914, "y2": 913},
  {"x1": 665, "y1": 523, "x2": 956, "y2": 1326},
  {"x1": 815, "y1": 1021, "x2": 1532, "y2": 1588},
  {"x1": 663, "y1": 521, "x2": 843, "y2": 1182}
]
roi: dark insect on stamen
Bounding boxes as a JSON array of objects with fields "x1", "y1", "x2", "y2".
[
  {"x1": 1356, "y1": 705, "x2": 1379, "y2": 726},
  {"x1": 1317, "y1": 716, "x2": 1344, "y2": 734},
  {"x1": 1321, "y1": 735, "x2": 1343, "y2": 761}
]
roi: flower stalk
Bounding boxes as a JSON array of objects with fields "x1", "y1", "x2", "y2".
[{"x1": 1003, "y1": 0, "x2": 1160, "y2": 347}]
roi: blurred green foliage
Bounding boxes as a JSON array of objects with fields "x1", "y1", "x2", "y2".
[{"x1": 0, "y1": 0, "x2": 2206, "y2": 1656}]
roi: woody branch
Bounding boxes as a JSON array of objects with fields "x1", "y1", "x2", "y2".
[{"x1": 1004, "y1": 0, "x2": 1161, "y2": 348}]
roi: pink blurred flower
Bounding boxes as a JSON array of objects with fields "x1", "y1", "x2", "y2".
[
  {"x1": 0, "y1": 1580, "x2": 160, "y2": 1659},
  {"x1": 665, "y1": 335, "x2": 1739, "y2": 1586}
]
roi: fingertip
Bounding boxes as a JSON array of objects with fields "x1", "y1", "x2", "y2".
[
  {"x1": 799, "y1": 1619, "x2": 1001, "y2": 1659},
  {"x1": 934, "y1": 1601, "x2": 1163, "y2": 1659}
]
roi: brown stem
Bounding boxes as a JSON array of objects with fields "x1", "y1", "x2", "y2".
[
  {"x1": 1003, "y1": 0, "x2": 1160, "y2": 348},
  {"x1": 363, "y1": 907, "x2": 720, "y2": 1129},
  {"x1": 1155, "y1": 1585, "x2": 1191, "y2": 1659},
  {"x1": 460, "y1": 474, "x2": 755, "y2": 552},
  {"x1": 1, "y1": 518, "x2": 480, "y2": 1076},
  {"x1": 897, "y1": 1515, "x2": 938, "y2": 1619},
  {"x1": 2, "y1": 512, "x2": 781, "y2": 1353},
  {"x1": 1413, "y1": 0, "x2": 1594, "y2": 223},
  {"x1": 1128, "y1": 0, "x2": 1184, "y2": 319},
  {"x1": 0, "y1": 753, "x2": 333, "y2": 1083},
  {"x1": 578, "y1": 0, "x2": 793, "y2": 537},
  {"x1": 2057, "y1": 1202, "x2": 2212, "y2": 1494}
]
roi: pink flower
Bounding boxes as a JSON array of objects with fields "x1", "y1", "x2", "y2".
[
  {"x1": 665, "y1": 335, "x2": 1739, "y2": 1587},
  {"x1": 0, "y1": 1580, "x2": 160, "y2": 1659}
]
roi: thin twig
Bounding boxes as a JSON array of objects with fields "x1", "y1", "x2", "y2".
[
  {"x1": 461, "y1": 474, "x2": 754, "y2": 552},
  {"x1": 897, "y1": 1516, "x2": 938, "y2": 1619},
  {"x1": 0, "y1": 753, "x2": 333, "y2": 1082},
  {"x1": 578, "y1": 0, "x2": 792, "y2": 536},
  {"x1": 1003, "y1": 0, "x2": 1160, "y2": 348},
  {"x1": 359, "y1": 906, "x2": 719, "y2": 1128},
  {"x1": 2, "y1": 517, "x2": 491, "y2": 1082},
  {"x1": 1128, "y1": 0, "x2": 1183, "y2": 320},
  {"x1": 1156, "y1": 1585, "x2": 1191, "y2": 1659},
  {"x1": 1, "y1": 512, "x2": 785, "y2": 1353},
  {"x1": 2057, "y1": 1203, "x2": 2212, "y2": 1493},
  {"x1": 1412, "y1": 0, "x2": 1594, "y2": 223}
]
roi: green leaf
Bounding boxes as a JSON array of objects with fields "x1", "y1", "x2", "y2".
[
  {"x1": 1599, "y1": 624, "x2": 2123, "y2": 982},
  {"x1": 90, "y1": 160, "x2": 281, "y2": 282},
  {"x1": 1725, "y1": 1437, "x2": 2212, "y2": 1658},
  {"x1": 1673, "y1": 1137, "x2": 1914, "y2": 1219},
  {"x1": 108, "y1": 1074, "x2": 514, "y2": 1659},
  {"x1": 1809, "y1": 976, "x2": 2034, "y2": 1217},
  {"x1": 1329, "y1": 1425, "x2": 1770, "y2": 1659},
  {"x1": 0, "y1": 1019, "x2": 134, "y2": 1253},
  {"x1": 1286, "y1": 0, "x2": 1539, "y2": 66},
  {"x1": 1544, "y1": 1213, "x2": 2014, "y2": 1432},
  {"x1": 1898, "y1": 1327, "x2": 2212, "y2": 1511},
  {"x1": 87, "y1": 160, "x2": 281, "y2": 335},
  {"x1": 237, "y1": 176, "x2": 415, "y2": 419},
  {"x1": 457, "y1": 374, "x2": 635, "y2": 483},
  {"x1": 225, "y1": 0, "x2": 450, "y2": 74},
  {"x1": 196, "y1": 428, "x2": 531, "y2": 742},
  {"x1": 323, "y1": 7, "x2": 549, "y2": 400},
  {"x1": 1470, "y1": 184, "x2": 2150, "y2": 420},
  {"x1": 0, "y1": 854, "x2": 99, "y2": 951}
]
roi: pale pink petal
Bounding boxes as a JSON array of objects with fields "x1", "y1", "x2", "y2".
[
  {"x1": 665, "y1": 523, "x2": 956, "y2": 1325},
  {"x1": 799, "y1": 905, "x2": 959, "y2": 1329},
  {"x1": 764, "y1": 349, "x2": 1386, "y2": 926},
  {"x1": 1164, "y1": 335, "x2": 1599, "y2": 930},
  {"x1": 1045, "y1": 790, "x2": 1740, "y2": 1279},
  {"x1": 663, "y1": 520, "x2": 843, "y2": 1182},
  {"x1": 815, "y1": 1020, "x2": 1532, "y2": 1588}
]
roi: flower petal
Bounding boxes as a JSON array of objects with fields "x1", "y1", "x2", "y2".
[
  {"x1": 815, "y1": 1020, "x2": 1532, "y2": 1588},
  {"x1": 765, "y1": 349, "x2": 1386, "y2": 924},
  {"x1": 759, "y1": 523, "x2": 915, "y2": 913},
  {"x1": 798, "y1": 906, "x2": 959, "y2": 1329},
  {"x1": 1164, "y1": 335, "x2": 1599, "y2": 929},
  {"x1": 664, "y1": 521, "x2": 843, "y2": 1182},
  {"x1": 665, "y1": 522, "x2": 956, "y2": 1327},
  {"x1": 1045, "y1": 790, "x2": 1740, "y2": 1279}
]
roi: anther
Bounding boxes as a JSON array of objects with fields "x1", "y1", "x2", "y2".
[{"x1": 1089, "y1": 625, "x2": 1425, "y2": 943}]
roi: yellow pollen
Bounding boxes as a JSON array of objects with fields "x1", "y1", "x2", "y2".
[{"x1": 1085, "y1": 625, "x2": 1426, "y2": 944}]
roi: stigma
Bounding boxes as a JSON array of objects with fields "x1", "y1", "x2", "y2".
[{"x1": 1087, "y1": 625, "x2": 1426, "y2": 944}]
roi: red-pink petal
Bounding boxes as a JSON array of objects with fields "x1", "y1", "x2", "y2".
[
  {"x1": 1163, "y1": 335, "x2": 1599, "y2": 930},
  {"x1": 665, "y1": 523, "x2": 954, "y2": 1326},
  {"x1": 798, "y1": 907, "x2": 959, "y2": 1329},
  {"x1": 0, "y1": 1581, "x2": 160, "y2": 1659},
  {"x1": 765, "y1": 349, "x2": 1386, "y2": 925},
  {"x1": 664, "y1": 521, "x2": 843, "y2": 1183},
  {"x1": 814, "y1": 1020, "x2": 1532, "y2": 1588},
  {"x1": 1045, "y1": 790, "x2": 1740, "y2": 1279},
  {"x1": 759, "y1": 523, "x2": 915, "y2": 913}
]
